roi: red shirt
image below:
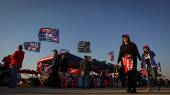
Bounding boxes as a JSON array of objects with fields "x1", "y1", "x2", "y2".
[
  {"x1": 11, "y1": 50, "x2": 25, "y2": 67},
  {"x1": 2, "y1": 55, "x2": 11, "y2": 68}
]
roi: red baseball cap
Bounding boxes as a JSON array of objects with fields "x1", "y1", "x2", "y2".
[
  {"x1": 143, "y1": 45, "x2": 149, "y2": 49},
  {"x1": 122, "y1": 34, "x2": 129, "y2": 39}
]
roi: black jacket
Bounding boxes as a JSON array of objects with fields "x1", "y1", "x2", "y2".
[
  {"x1": 59, "y1": 58, "x2": 69, "y2": 72},
  {"x1": 117, "y1": 42, "x2": 142, "y2": 73}
]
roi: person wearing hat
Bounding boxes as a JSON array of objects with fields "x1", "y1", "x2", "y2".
[
  {"x1": 115, "y1": 34, "x2": 142, "y2": 93},
  {"x1": 50, "y1": 49, "x2": 60, "y2": 89},
  {"x1": 141, "y1": 45, "x2": 160, "y2": 91},
  {"x1": 8, "y1": 45, "x2": 25, "y2": 88},
  {"x1": 59, "y1": 55, "x2": 69, "y2": 88}
]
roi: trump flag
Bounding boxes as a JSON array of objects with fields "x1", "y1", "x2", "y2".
[
  {"x1": 78, "y1": 41, "x2": 91, "y2": 53},
  {"x1": 38, "y1": 28, "x2": 59, "y2": 43},
  {"x1": 24, "y1": 42, "x2": 41, "y2": 52}
]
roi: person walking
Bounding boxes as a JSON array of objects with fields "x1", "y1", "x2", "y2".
[
  {"x1": 59, "y1": 55, "x2": 69, "y2": 88},
  {"x1": 80, "y1": 55, "x2": 92, "y2": 89},
  {"x1": 141, "y1": 45, "x2": 160, "y2": 91},
  {"x1": 115, "y1": 34, "x2": 143, "y2": 93},
  {"x1": 50, "y1": 49, "x2": 60, "y2": 89},
  {"x1": 8, "y1": 45, "x2": 25, "y2": 88}
]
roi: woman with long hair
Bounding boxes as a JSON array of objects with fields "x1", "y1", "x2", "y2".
[{"x1": 115, "y1": 34, "x2": 143, "y2": 93}]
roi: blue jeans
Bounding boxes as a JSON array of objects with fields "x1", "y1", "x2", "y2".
[
  {"x1": 81, "y1": 71, "x2": 90, "y2": 88},
  {"x1": 11, "y1": 65, "x2": 21, "y2": 87},
  {"x1": 144, "y1": 66, "x2": 159, "y2": 88}
]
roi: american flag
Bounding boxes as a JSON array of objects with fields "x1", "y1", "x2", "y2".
[{"x1": 108, "y1": 51, "x2": 114, "y2": 61}]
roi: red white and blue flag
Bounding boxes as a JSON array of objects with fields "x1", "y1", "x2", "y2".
[
  {"x1": 38, "y1": 28, "x2": 59, "y2": 43},
  {"x1": 158, "y1": 62, "x2": 161, "y2": 72},
  {"x1": 108, "y1": 51, "x2": 114, "y2": 61},
  {"x1": 24, "y1": 42, "x2": 41, "y2": 52},
  {"x1": 59, "y1": 48, "x2": 69, "y2": 54}
]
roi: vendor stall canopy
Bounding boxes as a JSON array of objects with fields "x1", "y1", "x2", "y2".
[{"x1": 38, "y1": 53, "x2": 115, "y2": 70}]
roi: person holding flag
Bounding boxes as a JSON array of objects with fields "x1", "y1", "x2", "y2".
[
  {"x1": 115, "y1": 34, "x2": 142, "y2": 93},
  {"x1": 141, "y1": 45, "x2": 160, "y2": 91}
]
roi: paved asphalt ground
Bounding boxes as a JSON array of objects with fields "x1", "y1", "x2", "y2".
[{"x1": 0, "y1": 85, "x2": 170, "y2": 95}]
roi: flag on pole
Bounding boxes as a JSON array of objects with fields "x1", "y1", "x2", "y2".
[
  {"x1": 158, "y1": 62, "x2": 161, "y2": 72},
  {"x1": 158, "y1": 62, "x2": 161, "y2": 68},
  {"x1": 78, "y1": 41, "x2": 91, "y2": 53},
  {"x1": 38, "y1": 28, "x2": 59, "y2": 43},
  {"x1": 108, "y1": 51, "x2": 114, "y2": 61},
  {"x1": 24, "y1": 42, "x2": 41, "y2": 52},
  {"x1": 59, "y1": 48, "x2": 69, "y2": 54}
]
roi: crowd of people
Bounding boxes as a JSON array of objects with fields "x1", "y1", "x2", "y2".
[{"x1": 0, "y1": 34, "x2": 167, "y2": 94}]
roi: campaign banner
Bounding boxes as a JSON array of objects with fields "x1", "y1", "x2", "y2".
[
  {"x1": 24, "y1": 42, "x2": 41, "y2": 52},
  {"x1": 78, "y1": 41, "x2": 91, "y2": 53},
  {"x1": 38, "y1": 28, "x2": 59, "y2": 43}
]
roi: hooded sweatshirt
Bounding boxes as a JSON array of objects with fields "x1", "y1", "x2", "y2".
[
  {"x1": 11, "y1": 50, "x2": 25, "y2": 67},
  {"x1": 2, "y1": 55, "x2": 11, "y2": 68}
]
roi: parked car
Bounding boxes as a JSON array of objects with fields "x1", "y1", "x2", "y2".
[{"x1": 0, "y1": 67, "x2": 21, "y2": 86}]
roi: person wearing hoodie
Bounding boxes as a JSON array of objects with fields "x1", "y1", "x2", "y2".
[
  {"x1": 141, "y1": 45, "x2": 160, "y2": 91},
  {"x1": 8, "y1": 45, "x2": 25, "y2": 88},
  {"x1": 59, "y1": 55, "x2": 69, "y2": 88},
  {"x1": 2, "y1": 55, "x2": 12, "y2": 69}
]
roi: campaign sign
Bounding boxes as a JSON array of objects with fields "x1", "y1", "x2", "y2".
[
  {"x1": 24, "y1": 42, "x2": 41, "y2": 52},
  {"x1": 38, "y1": 28, "x2": 59, "y2": 43}
]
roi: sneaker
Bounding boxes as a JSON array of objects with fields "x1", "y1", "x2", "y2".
[
  {"x1": 87, "y1": 87, "x2": 90, "y2": 89},
  {"x1": 156, "y1": 87, "x2": 160, "y2": 91},
  {"x1": 146, "y1": 88, "x2": 153, "y2": 91}
]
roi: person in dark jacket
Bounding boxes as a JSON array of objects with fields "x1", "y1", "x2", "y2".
[
  {"x1": 80, "y1": 55, "x2": 92, "y2": 89},
  {"x1": 59, "y1": 55, "x2": 69, "y2": 88},
  {"x1": 115, "y1": 34, "x2": 143, "y2": 93},
  {"x1": 141, "y1": 45, "x2": 160, "y2": 91},
  {"x1": 50, "y1": 49, "x2": 60, "y2": 89}
]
